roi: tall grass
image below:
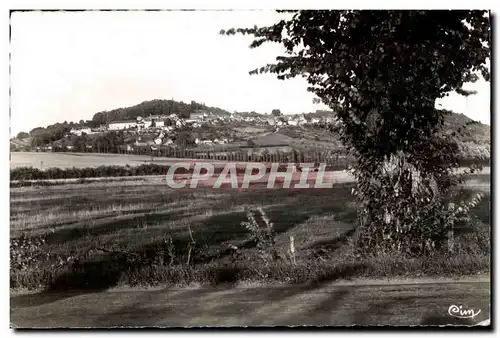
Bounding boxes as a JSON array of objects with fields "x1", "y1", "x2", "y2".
[{"x1": 10, "y1": 178, "x2": 490, "y2": 291}]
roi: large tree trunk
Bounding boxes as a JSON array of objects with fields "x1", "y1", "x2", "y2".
[{"x1": 354, "y1": 151, "x2": 450, "y2": 256}]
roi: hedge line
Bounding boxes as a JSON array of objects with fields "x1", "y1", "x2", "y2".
[
  {"x1": 10, "y1": 164, "x2": 282, "y2": 181},
  {"x1": 10, "y1": 157, "x2": 489, "y2": 182},
  {"x1": 11, "y1": 164, "x2": 183, "y2": 181}
]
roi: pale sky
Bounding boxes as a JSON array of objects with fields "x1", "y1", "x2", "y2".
[{"x1": 10, "y1": 10, "x2": 491, "y2": 135}]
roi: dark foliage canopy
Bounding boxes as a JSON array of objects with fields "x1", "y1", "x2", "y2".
[
  {"x1": 221, "y1": 10, "x2": 491, "y2": 255},
  {"x1": 221, "y1": 10, "x2": 491, "y2": 160},
  {"x1": 271, "y1": 109, "x2": 282, "y2": 116},
  {"x1": 91, "y1": 99, "x2": 230, "y2": 126}
]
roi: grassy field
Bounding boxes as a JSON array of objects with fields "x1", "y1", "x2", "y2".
[{"x1": 10, "y1": 173, "x2": 490, "y2": 291}]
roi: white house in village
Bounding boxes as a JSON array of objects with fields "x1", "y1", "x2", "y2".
[
  {"x1": 297, "y1": 114, "x2": 308, "y2": 125},
  {"x1": 141, "y1": 117, "x2": 156, "y2": 129},
  {"x1": 163, "y1": 138, "x2": 174, "y2": 145},
  {"x1": 142, "y1": 119, "x2": 153, "y2": 129},
  {"x1": 186, "y1": 111, "x2": 207, "y2": 123},
  {"x1": 70, "y1": 127, "x2": 92, "y2": 136},
  {"x1": 196, "y1": 138, "x2": 213, "y2": 145},
  {"x1": 108, "y1": 120, "x2": 137, "y2": 130}
]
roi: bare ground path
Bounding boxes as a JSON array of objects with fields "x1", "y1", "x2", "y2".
[{"x1": 11, "y1": 277, "x2": 490, "y2": 328}]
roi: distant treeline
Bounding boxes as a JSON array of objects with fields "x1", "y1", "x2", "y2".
[
  {"x1": 10, "y1": 164, "x2": 229, "y2": 181},
  {"x1": 11, "y1": 162, "x2": 358, "y2": 181},
  {"x1": 10, "y1": 164, "x2": 267, "y2": 181},
  {"x1": 10, "y1": 157, "x2": 489, "y2": 182},
  {"x1": 91, "y1": 99, "x2": 230, "y2": 126},
  {"x1": 11, "y1": 164, "x2": 182, "y2": 181}
]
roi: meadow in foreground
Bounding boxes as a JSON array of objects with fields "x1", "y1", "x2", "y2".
[{"x1": 10, "y1": 174, "x2": 490, "y2": 291}]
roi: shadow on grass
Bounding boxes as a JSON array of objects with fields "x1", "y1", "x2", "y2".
[
  {"x1": 47, "y1": 257, "x2": 123, "y2": 292},
  {"x1": 41, "y1": 210, "x2": 191, "y2": 245},
  {"x1": 11, "y1": 182, "x2": 361, "y2": 311},
  {"x1": 89, "y1": 266, "x2": 362, "y2": 327},
  {"x1": 10, "y1": 290, "x2": 94, "y2": 309},
  {"x1": 10, "y1": 253, "x2": 124, "y2": 308},
  {"x1": 13, "y1": 193, "x2": 332, "y2": 294},
  {"x1": 133, "y1": 201, "x2": 320, "y2": 266},
  {"x1": 312, "y1": 262, "x2": 368, "y2": 285},
  {"x1": 303, "y1": 228, "x2": 357, "y2": 252}
]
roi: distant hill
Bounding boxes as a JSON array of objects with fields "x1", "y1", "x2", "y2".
[
  {"x1": 442, "y1": 112, "x2": 490, "y2": 144},
  {"x1": 277, "y1": 111, "x2": 489, "y2": 147},
  {"x1": 91, "y1": 99, "x2": 231, "y2": 125},
  {"x1": 10, "y1": 137, "x2": 34, "y2": 151},
  {"x1": 13, "y1": 97, "x2": 489, "y2": 156}
]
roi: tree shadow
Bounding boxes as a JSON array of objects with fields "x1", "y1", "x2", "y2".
[
  {"x1": 303, "y1": 228, "x2": 357, "y2": 252},
  {"x1": 11, "y1": 251, "x2": 124, "y2": 309},
  {"x1": 11, "y1": 290, "x2": 93, "y2": 309},
  {"x1": 11, "y1": 181, "x2": 361, "y2": 315},
  {"x1": 34, "y1": 207, "x2": 165, "y2": 232},
  {"x1": 90, "y1": 287, "x2": 238, "y2": 327},
  {"x1": 132, "y1": 201, "x2": 315, "y2": 267},
  {"x1": 86, "y1": 261, "x2": 365, "y2": 327},
  {"x1": 49, "y1": 244, "x2": 149, "y2": 293},
  {"x1": 41, "y1": 210, "x2": 191, "y2": 245},
  {"x1": 312, "y1": 263, "x2": 369, "y2": 285}
]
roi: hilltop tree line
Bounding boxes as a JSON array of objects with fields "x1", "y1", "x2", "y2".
[
  {"x1": 28, "y1": 121, "x2": 98, "y2": 147},
  {"x1": 91, "y1": 99, "x2": 230, "y2": 125}
]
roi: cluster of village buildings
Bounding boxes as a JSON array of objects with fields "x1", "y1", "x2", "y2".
[
  {"x1": 62, "y1": 110, "x2": 338, "y2": 150},
  {"x1": 70, "y1": 112, "x2": 204, "y2": 136},
  {"x1": 72, "y1": 111, "x2": 335, "y2": 134},
  {"x1": 68, "y1": 111, "x2": 229, "y2": 148}
]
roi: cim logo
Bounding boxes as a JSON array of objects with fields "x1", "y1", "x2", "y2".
[{"x1": 448, "y1": 305, "x2": 481, "y2": 319}]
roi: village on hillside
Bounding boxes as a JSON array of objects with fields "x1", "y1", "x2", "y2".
[
  {"x1": 11, "y1": 107, "x2": 342, "y2": 154},
  {"x1": 10, "y1": 101, "x2": 490, "y2": 162}
]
